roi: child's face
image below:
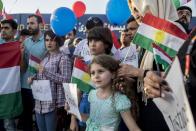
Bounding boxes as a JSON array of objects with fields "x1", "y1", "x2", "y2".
[
  {"x1": 45, "y1": 35, "x2": 58, "y2": 52},
  {"x1": 89, "y1": 39, "x2": 106, "y2": 56},
  {"x1": 90, "y1": 63, "x2": 114, "y2": 89}
]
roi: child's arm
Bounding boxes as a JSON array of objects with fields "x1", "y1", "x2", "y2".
[
  {"x1": 70, "y1": 115, "x2": 79, "y2": 131},
  {"x1": 121, "y1": 110, "x2": 141, "y2": 131}
]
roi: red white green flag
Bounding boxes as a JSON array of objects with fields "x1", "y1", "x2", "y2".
[
  {"x1": 133, "y1": 13, "x2": 188, "y2": 58},
  {"x1": 152, "y1": 43, "x2": 173, "y2": 69},
  {"x1": 0, "y1": 42, "x2": 23, "y2": 119},
  {"x1": 28, "y1": 55, "x2": 41, "y2": 74},
  {"x1": 111, "y1": 31, "x2": 121, "y2": 60},
  {"x1": 71, "y1": 58, "x2": 94, "y2": 93}
]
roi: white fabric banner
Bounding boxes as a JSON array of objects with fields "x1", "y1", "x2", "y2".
[
  {"x1": 153, "y1": 57, "x2": 196, "y2": 131},
  {"x1": 31, "y1": 80, "x2": 52, "y2": 101},
  {"x1": 63, "y1": 83, "x2": 82, "y2": 121}
]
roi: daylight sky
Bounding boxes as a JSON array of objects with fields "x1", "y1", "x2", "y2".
[{"x1": 2, "y1": 0, "x2": 196, "y2": 16}]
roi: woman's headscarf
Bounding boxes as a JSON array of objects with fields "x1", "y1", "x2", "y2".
[
  {"x1": 128, "y1": 0, "x2": 179, "y2": 22},
  {"x1": 128, "y1": 0, "x2": 183, "y2": 70},
  {"x1": 128, "y1": 0, "x2": 184, "y2": 97}
]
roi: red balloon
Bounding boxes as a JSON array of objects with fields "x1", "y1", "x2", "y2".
[{"x1": 72, "y1": 1, "x2": 86, "y2": 18}]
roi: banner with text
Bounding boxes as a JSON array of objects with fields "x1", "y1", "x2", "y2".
[
  {"x1": 63, "y1": 83, "x2": 82, "y2": 121},
  {"x1": 153, "y1": 57, "x2": 195, "y2": 131}
]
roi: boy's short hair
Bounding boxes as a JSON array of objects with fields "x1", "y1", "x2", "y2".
[{"x1": 87, "y1": 27, "x2": 113, "y2": 55}]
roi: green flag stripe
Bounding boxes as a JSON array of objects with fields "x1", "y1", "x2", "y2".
[
  {"x1": 0, "y1": 91, "x2": 23, "y2": 119},
  {"x1": 154, "y1": 55, "x2": 170, "y2": 70},
  {"x1": 133, "y1": 33, "x2": 177, "y2": 57},
  {"x1": 172, "y1": 0, "x2": 181, "y2": 8},
  {"x1": 28, "y1": 66, "x2": 38, "y2": 74},
  {"x1": 71, "y1": 77, "x2": 94, "y2": 93}
]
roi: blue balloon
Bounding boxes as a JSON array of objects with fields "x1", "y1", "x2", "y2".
[
  {"x1": 106, "y1": 0, "x2": 131, "y2": 26},
  {"x1": 50, "y1": 7, "x2": 76, "y2": 36}
]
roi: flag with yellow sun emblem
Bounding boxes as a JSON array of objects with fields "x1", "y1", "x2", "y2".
[
  {"x1": 71, "y1": 58, "x2": 94, "y2": 93},
  {"x1": 132, "y1": 13, "x2": 188, "y2": 69}
]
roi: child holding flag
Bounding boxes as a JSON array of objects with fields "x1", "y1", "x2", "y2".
[
  {"x1": 82, "y1": 54, "x2": 141, "y2": 131},
  {"x1": 69, "y1": 26, "x2": 114, "y2": 130}
]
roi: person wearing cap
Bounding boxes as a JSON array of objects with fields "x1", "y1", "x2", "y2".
[
  {"x1": 73, "y1": 16, "x2": 104, "y2": 60},
  {"x1": 177, "y1": 6, "x2": 192, "y2": 26},
  {"x1": 176, "y1": 6, "x2": 192, "y2": 33},
  {"x1": 28, "y1": 30, "x2": 72, "y2": 131}
]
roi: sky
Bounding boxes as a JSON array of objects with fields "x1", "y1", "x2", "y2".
[{"x1": 2, "y1": 0, "x2": 196, "y2": 16}]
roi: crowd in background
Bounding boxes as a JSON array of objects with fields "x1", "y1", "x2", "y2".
[{"x1": 0, "y1": 0, "x2": 195, "y2": 131}]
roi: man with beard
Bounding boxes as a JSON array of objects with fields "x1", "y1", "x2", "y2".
[
  {"x1": 0, "y1": 19, "x2": 18, "y2": 44},
  {"x1": 0, "y1": 19, "x2": 19, "y2": 131},
  {"x1": 177, "y1": 6, "x2": 192, "y2": 33},
  {"x1": 119, "y1": 17, "x2": 139, "y2": 68},
  {"x1": 20, "y1": 14, "x2": 46, "y2": 131}
]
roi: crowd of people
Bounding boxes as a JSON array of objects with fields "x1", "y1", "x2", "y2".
[{"x1": 0, "y1": 0, "x2": 195, "y2": 131}]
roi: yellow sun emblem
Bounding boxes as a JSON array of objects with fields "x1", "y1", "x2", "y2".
[
  {"x1": 81, "y1": 73, "x2": 91, "y2": 83},
  {"x1": 154, "y1": 30, "x2": 165, "y2": 44}
]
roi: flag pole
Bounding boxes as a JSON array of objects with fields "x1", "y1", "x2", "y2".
[
  {"x1": 122, "y1": 42, "x2": 132, "y2": 64},
  {"x1": 152, "y1": 42, "x2": 162, "y2": 97}
]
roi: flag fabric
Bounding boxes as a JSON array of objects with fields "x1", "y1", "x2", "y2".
[
  {"x1": 71, "y1": 58, "x2": 94, "y2": 93},
  {"x1": 132, "y1": 13, "x2": 188, "y2": 58},
  {"x1": 28, "y1": 55, "x2": 41, "y2": 74},
  {"x1": 172, "y1": 0, "x2": 191, "y2": 8},
  {"x1": 111, "y1": 31, "x2": 121, "y2": 60},
  {"x1": 35, "y1": 9, "x2": 45, "y2": 25},
  {"x1": 0, "y1": 42, "x2": 23, "y2": 119},
  {"x1": 1, "y1": 8, "x2": 13, "y2": 20},
  {"x1": 152, "y1": 43, "x2": 173, "y2": 69}
]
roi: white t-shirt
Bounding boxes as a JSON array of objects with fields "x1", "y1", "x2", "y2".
[
  {"x1": 73, "y1": 39, "x2": 92, "y2": 62},
  {"x1": 119, "y1": 44, "x2": 138, "y2": 67}
]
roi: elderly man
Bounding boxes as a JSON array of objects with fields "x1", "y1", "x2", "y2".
[
  {"x1": 177, "y1": 6, "x2": 192, "y2": 26},
  {"x1": 176, "y1": 6, "x2": 192, "y2": 33}
]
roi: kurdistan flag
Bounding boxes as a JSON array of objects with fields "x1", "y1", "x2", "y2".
[
  {"x1": 133, "y1": 13, "x2": 188, "y2": 58},
  {"x1": 0, "y1": 42, "x2": 23, "y2": 119},
  {"x1": 172, "y1": 0, "x2": 191, "y2": 8},
  {"x1": 71, "y1": 58, "x2": 94, "y2": 93},
  {"x1": 152, "y1": 43, "x2": 173, "y2": 69},
  {"x1": 28, "y1": 55, "x2": 41, "y2": 74},
  {"x1": 111, "y1": 31, "x2": 121, "y2": 60}
]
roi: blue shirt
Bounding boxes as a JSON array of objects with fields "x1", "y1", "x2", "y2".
[{"x1": 21, "y1": 33, "x2": 46, "y2": 89}]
